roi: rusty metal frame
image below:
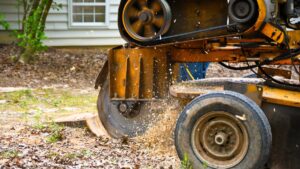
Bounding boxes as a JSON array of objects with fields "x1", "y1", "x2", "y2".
[
  {"x1": 263, "y1": 86, "x2": 300, "y2": 108},
  {"x1": 108, "y1": 46, "x2": 170, "y2": 101},
  {"x1": 106, "y1": 35, "x2": 300, "y2": 101},
  {"x1": 169, "y1": 78, "x2": 300, "y2": 108}
]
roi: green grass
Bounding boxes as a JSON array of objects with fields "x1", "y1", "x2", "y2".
[
  {"x1": 79, "y1": 149, "x2": 93, "y2": 158},
  {"x1": 0, "y1": 150, "x2": 19, "y2": 159},
  {"x1": 32, "y1": 110, "x2": 45, "y2": 129},
  {"x1": 0, "y1": 88, "x2": 98, "y2": 119},
  {"x1": 46, "y1": 151, "x2": 59, "y2": 159},
  {"x1": 46, "y1": 122, "x2": 65, "y2": 143},
  {"x1": 0, "y1": 89, "x2": 35, "y2": 111},
  {"x1": 180, "y1": 153, "x2": 193, "y2": 169},
  {"x1": 180, "y1": 153, "x2": 209, "y2": 169},
  {"x1": 62, "y1": 150, "x2": 92, "y2": 160},
  {"x1": 0, "y1": 88, "x2": 98, "y2": 144}
]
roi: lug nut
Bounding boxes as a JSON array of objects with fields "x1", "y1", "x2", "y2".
[{"x1": 119, "y1": 103, "x2": 128, "y2": 113}]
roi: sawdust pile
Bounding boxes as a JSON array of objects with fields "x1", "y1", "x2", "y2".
[{"x1": 134, "y1": 98, "x2": 182, "y2": 157}]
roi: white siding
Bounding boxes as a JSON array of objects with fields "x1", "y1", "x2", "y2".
[
  {"x1": 0, "y1": 1, "x2": 22, "y2": 30},
  {"x1": 0, "y1": 0, "x2": 125, "y2": 46}
]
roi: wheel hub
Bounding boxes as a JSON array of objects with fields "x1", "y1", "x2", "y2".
[
  {"x1": 234, "y1": 1, "x2": 251, "y2": 18},
  {"x1": 214, "y1": 132, "x2": 228, "y2": 146},
  {"x1": 139, "y1": 11, "x2": 153, "y2": 23},
  {"x1": 118, "y1": 103, "x2": 128, "y2": 113},
  {"x1": 192, "y1": 111, "x2": 249, "y2": 168},
  {"x1": 117, "y1": 102, "x2": 141, "y2": 118},
  {"x1": 228, "y1": 0, "x2": 256, "y2": 23}
]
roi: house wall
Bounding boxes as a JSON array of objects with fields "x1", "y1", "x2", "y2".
[{"x1": 0, "y1": 0, "x2": 125, "y2": 46}]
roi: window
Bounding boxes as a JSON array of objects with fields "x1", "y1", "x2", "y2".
[{"x1": 70, "y1": 0, "x2": 108, "y2": 27}]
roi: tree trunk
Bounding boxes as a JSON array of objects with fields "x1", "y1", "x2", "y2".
[
  {"x1": 19, "y1": 0, "x2": 53, "y2": 63},
  {"x1": 41, "y1": 0, "x2": 53, "y2": 32},
  {"x1": 20, "y1": 46, "x2": 34, "y2": 63}
]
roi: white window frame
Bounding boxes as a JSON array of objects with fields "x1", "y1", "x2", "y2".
[{"x1": 68, "y1": 0, "x2": 109, "y2": 28}]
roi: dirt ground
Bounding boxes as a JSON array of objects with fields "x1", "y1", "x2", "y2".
[
  {"x1": 0, "y1": 45, "x2": 181, "y2": 169},
  {"x1": 0, "y1": 44, "x2": 297, "y2": 168},
  {"x1": 0, "y1": 45, "x2": 106, "y2": 88}
]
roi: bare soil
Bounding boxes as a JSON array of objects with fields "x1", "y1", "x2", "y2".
[{"x1": 0, "y1": 45, "x2": 106, "y2": 88}]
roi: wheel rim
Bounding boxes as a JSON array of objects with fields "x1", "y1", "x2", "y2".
[
  {"x1": 122, "y1": 0, "x2": 172, "y2": 42},
  {"x1": 192, "y1": 111, "x2": 249, "y2": 168}
]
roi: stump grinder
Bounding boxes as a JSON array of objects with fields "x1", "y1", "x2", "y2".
[{"x1": 95, "y1": 0, "x2": 300, "y2": 168}]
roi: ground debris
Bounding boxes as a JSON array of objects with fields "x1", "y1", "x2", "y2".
[
  {"x1": 0, "y1": 45, "x2": 107, "y2": 88},
  {"x1": 0, "y1": 122, "x2": 180, "y2": 168}
]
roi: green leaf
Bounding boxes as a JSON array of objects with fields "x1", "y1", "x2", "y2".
[{"x1": 0, "y1": 13, "x2": 10, "y2": 30}]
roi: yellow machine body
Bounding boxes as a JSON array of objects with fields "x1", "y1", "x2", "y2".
[{"x1": 95, "y1": 0, "x2": 300, "y2": 168}]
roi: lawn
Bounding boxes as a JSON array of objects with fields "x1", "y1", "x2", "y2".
[{"x1": 0, "y1": 88, "x2": 98, "y2": 124}]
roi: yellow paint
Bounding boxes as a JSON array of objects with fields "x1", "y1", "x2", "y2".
[
  {"x1": 245, "y1": 0, "x2": 267, "y2": 33},
  {"x1": 109, "y1": 47, "x2": 169, "y2": 100},
  {"x1": 263, "y1": 86, "x2": 300, "y2": 108},
  {"x1": 261, "y1": 23, "x2": 285, "y2": 44}
]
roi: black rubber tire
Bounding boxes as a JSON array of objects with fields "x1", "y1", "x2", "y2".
[
  {"x1": 97, "y1": 79, "x2": 158, "y2": 138},
  {"x1": 175, "y1": 91, "x2": 272, "y2": 169}
]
